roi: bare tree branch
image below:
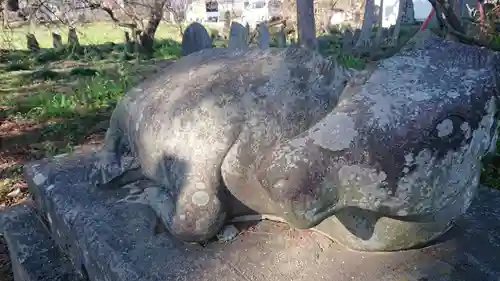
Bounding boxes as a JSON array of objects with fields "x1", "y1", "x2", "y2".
[
  {"x1": 427, "y1": 0, "x2": 500, "y2": 51},
  {"x1": 86, "y1": 1, "x2": 120, "y2": 22}
]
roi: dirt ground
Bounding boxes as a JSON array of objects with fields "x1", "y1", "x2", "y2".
[{"x1": 0, "y1": 129, "x2": 107, "y2": 281}]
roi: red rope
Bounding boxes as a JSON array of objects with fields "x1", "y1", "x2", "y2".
[
  {"x1": 419, "y1": 0, "x2": 492, "y2": 33},
  {"x1": 420, "y1": 8, "x2": 436, "y2": 31},
  {"x1": 477, "y1": 0, "x2": 486, "y2": 28}
]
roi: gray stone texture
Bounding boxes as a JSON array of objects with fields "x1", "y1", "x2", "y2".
[
  {"x1": 181, "y1": 22, "x2": 213, "y2": 56},
  {"x1": 0, "y1": 201, "x2": 86, "y2": 281},
  {"x1": 353, "y1": 28, "x2": 362, "y2": 44},
  {"x1": 228, "y1": 22, "x2": 249, "y2": 49},
  {"x1": 257, "y1": 24, "x2": 271, "y2": 49},
  {"x1": 90, "y1": 33, "x2": 499, "y2": 251},
  {"x1": 342, "y1": 28, "x2": 354, "y2": 52},
  {"x1": 67, "y1": 27, "x2": 80, "y2": 47},
  {"x1": 402, "y1": 0, "x2": 416, "y2": 24},
  {"x1": 52, "y1": 32, "x2": 63, "y2": 49},
  {"x1": 26, "y1": 33, "x2": 39, "y2": 52},
  {"x1": 15, "y1": 152, "x2": 500, "y2": 281},
  {"x1": 275, "y1": 26, "x2": 287, "y2": 47}
]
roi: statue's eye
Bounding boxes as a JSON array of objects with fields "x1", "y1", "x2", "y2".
[
  {"x1": 273, "y1": 178, "x2": 288, "y2": 189},
  {"x1": 432, "y1": 114, "x2": 468, "y2": 149}
]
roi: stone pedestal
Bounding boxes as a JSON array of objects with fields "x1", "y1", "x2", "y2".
[{"x1": 1, "y1": 149, "x2": 500, "y2": 281}]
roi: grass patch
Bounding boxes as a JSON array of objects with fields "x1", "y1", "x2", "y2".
[
  {"x1": 0, "y1": 22, "x2": 183, "y2": 206},
  {"x1": 10, "y1": 75, "x2": 128, "y2": 119},
  {"x1": 69, "y1": 67, "x2": 101, "y2": 77},
  {"x1": 28, "y1": 69, "x2": 62, "y2": 81},
  {"x1": 481, "y1": 138, "x2": 500, "y2": 188},
  {"x1": 4, "y1": 62, "x2": 30, "y2": 71},
  {"x1": 0, "y1": 22, "x2": 184, "y2": 50}
]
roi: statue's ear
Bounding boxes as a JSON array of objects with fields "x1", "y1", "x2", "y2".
[
  {"x1": 254, "y1": 145, "x2": 276, "y2": 188},
  {"x1": 254, "y1": 142, "x2": 295, "y2": 190}
]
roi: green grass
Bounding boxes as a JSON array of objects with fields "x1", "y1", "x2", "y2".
[
  {"x1": 0, "y1": 22, "x2": 184, "y2": 50},
  {"x1": 11, "y1": 75, "x2": 127, "y2": 118},
  {"x1": 0, "y1": 57, "x2": 163, "y2": 143},
  {"x1": 0, "y1": 22, "x2": 183, "y2": 199}
]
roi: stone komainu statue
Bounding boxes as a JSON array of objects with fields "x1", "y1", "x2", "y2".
[{"x1": 90, "y1": 32, "x2": 500, "y2": 252}]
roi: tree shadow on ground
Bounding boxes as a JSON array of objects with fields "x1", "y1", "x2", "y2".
[{"x1": 0, "y1": 38, "x2": 182, "y2": 65}]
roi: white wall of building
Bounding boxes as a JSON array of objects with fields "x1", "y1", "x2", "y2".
[{"x1": 374, "y1": 0, "x2": 433, "y2": 27}]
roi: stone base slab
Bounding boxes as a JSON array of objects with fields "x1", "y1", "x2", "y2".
[
  {"x1": 2, "y1": 149, "x2": 499, "y2": 281},
  {"x1": 0, "y1": 202, "x2": 86, "y2": 281}
]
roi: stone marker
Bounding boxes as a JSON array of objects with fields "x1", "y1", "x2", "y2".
[
  {"x1": 257, "y1": 23, "x2": 271, "y2": 49},
  {"x1": 276, "y1": 26, "x2": 287, "y2": 47},
  {"x1": 87, "y1": 32, "x2": 499, "y2": 252},
  {"x1": 353, "y1": 28, "x2": 361, "y2": 44},
  {"x1": 316, "y1": 35, "x2": 335, "y2": 56},
  {"x1": 228, "y1": 21, "x2": 248, "y2": 49},
  {"x1": 342, "y1": 28, "x2": 354, "y2": 52},
  {"x1": 134, "y1": 29, "x2": 142, "y2": 38},
  {"x1": 124, "y1": 31, "x2": 134, "y2": 53},
  {"x1": 77, "y1": 12, "x2": 86, "y2": 23},
  {"x1": 67, "y1": 27, "x2": 80, "y2": 47},
  {"x1": 124, "y1": 31, "x2": 131, "y2": 44},
  {"x1": 402, "y1": 0, "x2": 416, "y2": 24},
  {"x1": 26, "y1": 33, "x2": 39, "y2": 52},
  {"x1": 52, "y1": 32, "x2": 63, "y2": 49},
  {"x1": 181, "y1": 22, "x2": 213, "y2": 56},
  {"x1": 381, "y1": 27, "x2": 390, "y2": 44}
]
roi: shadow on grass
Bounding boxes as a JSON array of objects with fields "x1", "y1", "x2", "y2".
[
  {"x1": 0, "y1": 38, "x2": 182, "y2": 70},
  {"x1": 0, "y1": 103, "x2": 113, "y2": 180}
]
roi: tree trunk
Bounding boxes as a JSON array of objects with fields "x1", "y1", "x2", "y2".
[
  {"x1": 354, "y1": 0, "x2": 375, "y2": 52},
  {"x1": 296, "y1": 0, "x2": 317, "y2": 50},
  {"x1": 283, "y1": 0, "x2": 297, "y2": 31},
  {"x1": 138, "y1": 0, "x2": 165, "y2": 56},
  {"x1": 6, "y1": 0, "x2": 19, "y2": 11},
  {"x1": 391, "y1": 0, "x2": 406, "y2": 45},
  {"x1": 428, "y1": 0, "x2": 465, "y2": 39},
  {"x1": 374, "y1": 0, "x2": 385, "y2": 47}
]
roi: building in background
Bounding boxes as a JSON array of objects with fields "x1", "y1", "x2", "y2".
[
  {"x1": 375, "y1": 0, "x2": 424, "y2": 27},
  {"x1": 239, "y1": 0, "x2": 283, "y2": 28},
  {"x1": 185, "y1": 0, "x2": 250, "y2": 23}
]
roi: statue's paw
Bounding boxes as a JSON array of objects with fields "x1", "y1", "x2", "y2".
[
  {"x1": 88, "y1": 152, "x2": 123, "y2": 187},
  {"x1": 88, "y1": 163, "x2": 104, "y2": 187},
  {"x1": 148, "y1": 187, "x2": 227, "y2": 243},
  {"x1": 167, "y1": 208, "x2": 226, "y2": 243}
]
